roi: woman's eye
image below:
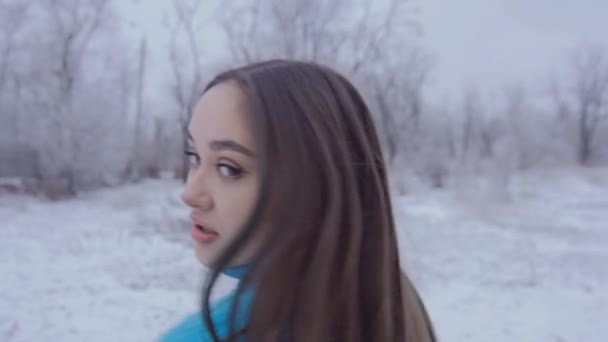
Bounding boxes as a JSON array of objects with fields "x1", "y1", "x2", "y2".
[
  {"x1": 217, "y1": 164, "x2": 243, "y2": 178},
  {"x1": 183, "y1": 151, "x2": 200, "y2": 168}
]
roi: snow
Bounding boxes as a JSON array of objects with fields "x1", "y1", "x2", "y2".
[
  {"x1": 397, "y1": 167, "x2": 608, "y2": 341},
  {"x1": 1, "y1": 168, "x2": 607, "y2": 341}
]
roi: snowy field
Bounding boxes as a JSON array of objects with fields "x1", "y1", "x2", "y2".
[{"x1": 1, "y1": 167, "x2": 607, "y2": 341}]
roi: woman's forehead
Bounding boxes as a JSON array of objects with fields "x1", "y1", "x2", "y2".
[{"x1": 189, "y1": 82, "x2": 255, "y2": 149}]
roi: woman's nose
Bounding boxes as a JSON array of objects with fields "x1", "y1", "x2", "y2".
[{"x1": 180, "y1": 172, "x2": 214, "y2": 211}]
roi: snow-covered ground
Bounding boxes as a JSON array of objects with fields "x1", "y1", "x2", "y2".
[{"x1": 1, "y1": 167, "x2": 607, "y2": 341}]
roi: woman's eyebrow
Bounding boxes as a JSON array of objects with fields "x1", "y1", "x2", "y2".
[{"x1": 210, "y1": 139, "x2": 256, "y2": 158}]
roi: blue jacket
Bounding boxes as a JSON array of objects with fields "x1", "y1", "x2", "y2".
[{"x1": 160, "y1": 267, "x2": 253, "y2": 342}]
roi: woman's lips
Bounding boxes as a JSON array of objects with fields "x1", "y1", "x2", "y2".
[
  {"x1": 191, "y1": 224, "x2": 219, "y2": 243},
  {"x1": 190, "y1": 215, "x2": 219, "y2": 243}
]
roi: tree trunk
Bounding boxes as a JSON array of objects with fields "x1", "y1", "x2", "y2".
[
  {"x1": 129, "y1": 37, "x2": 147, "y2": 180},
  {"x1": 578, "y1": 108, "x2": 592, "y2": 165}
]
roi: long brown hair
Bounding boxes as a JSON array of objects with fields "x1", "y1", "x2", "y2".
[{"x1": 200, "y1": 60, "x2": 436, "y2": 342}]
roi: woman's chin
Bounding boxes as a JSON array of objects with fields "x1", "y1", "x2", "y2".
[
  {"x1": 194, "y1": 244, "x2": 213, "y2": 266},
  {"x1": 193, "y1": 239, "x2": 257, "y2": 269}
]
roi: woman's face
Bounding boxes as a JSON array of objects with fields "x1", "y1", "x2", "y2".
[{"x1": 181, "y1": 81, "x2": 262, "y2": 267}]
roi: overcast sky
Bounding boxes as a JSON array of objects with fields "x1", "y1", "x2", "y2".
[
  {"x1": 121, "y1": 0, "x2": 608, "y2": 103},
  {"x1": 415, "y1": 0, "x2": 608, "y2": 99}
]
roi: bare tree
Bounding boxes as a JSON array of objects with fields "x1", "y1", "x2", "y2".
[
  {"x1": 0, "y1": 1, "x2": 28, "y2": 95},
  {"x1": 3, "y1": 0, "x2": 133, "y2": 197},
  {"x1": 460, "y1": 87, "x2": 483, "y2": 162},
  {"x1": 570, "y1": 46, "x2": 608, "y2": 165},
  {"x1": 479, "y1": 115, "x2": 501, "y2": 159},
  {"x1": 370, "y1": 48, "x2": 432, "y2": 165},
  {"x1": 124, "y1": 36, "x2": 148, "y2": 180},
  {"x1": 0, "y1": 1, "x2": 29, "y2": 143},
  {"x1": 453, "y1": 86, "x2": 508, "y2": 173},
  {"x1": 502, "y1": 83, "x2": 533, "y2": 169},
  {"x1": 165, "y1": 0, "x2": 215, "y2": 180},
  {"x1": 218, "y1": 0, "x2": 429, "y2": 166},
  {"x1": 220, "y1": 0, "x2": 419, "y2": 70},
  {"x1": 552, "y1": 45, "x2": 608, "y2": 165},
  {"x1": 38, "y1": 0, "x2": 112, "y2": 194}
]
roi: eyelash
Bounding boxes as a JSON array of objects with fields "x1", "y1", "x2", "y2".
[
  {"x1": 183, "y1": 150, "x2": 244, "y2": 179},
  {"x1": 184, "y1": 150, "x2": 200, "y2": 167},
  {"x1": 217, "y1": 164, "x2": 244, "y2": 178}
]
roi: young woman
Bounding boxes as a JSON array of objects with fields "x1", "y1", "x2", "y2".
[{"x1": 161, "y1": 60, "x2": 436, "y2": 342}]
